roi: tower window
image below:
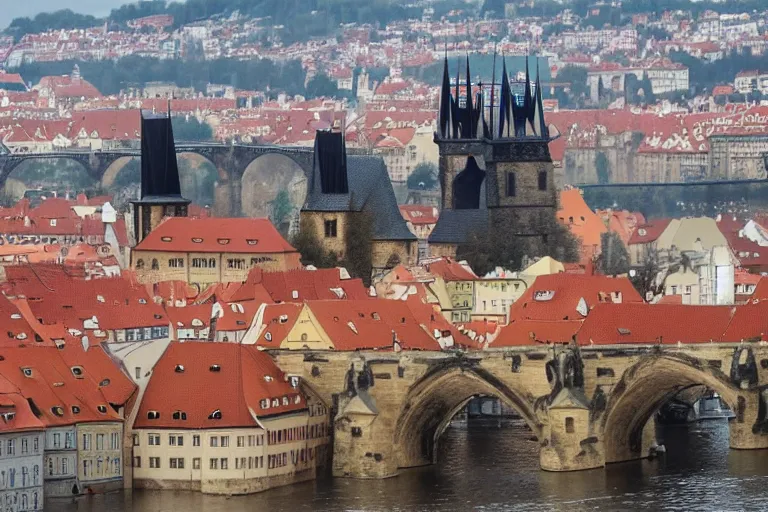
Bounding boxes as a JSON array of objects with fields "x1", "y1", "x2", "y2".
[
  {"x1": 151, "y1": 259, "x2": 159, "y2": 270},
  {"x1": 506, "y1": 172, "x2": 516, "y2": 197},
  {"x1": 538, "y1": 171, "x2": 547, "y2": 191},
  {"x1": 324, "y1": 219, "x2": 338, "y2": 238}
]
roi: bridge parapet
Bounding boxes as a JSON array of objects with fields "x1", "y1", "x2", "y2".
[{"x1": 270, "y1": 343, "x2": 768, "y2": 477}]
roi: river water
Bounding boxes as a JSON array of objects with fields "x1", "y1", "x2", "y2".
[{"x1": 46, "y1": 419, "x2": 768, "y2": 512}]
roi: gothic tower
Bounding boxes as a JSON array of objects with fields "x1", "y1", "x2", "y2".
[
  {"x1": 132, "y1": 108, "x2": 190, "y2": 243},
  {"x1": 430, "y1": 54, "x2": 557, "y2": 256}
]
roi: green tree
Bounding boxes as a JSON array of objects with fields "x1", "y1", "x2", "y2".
[
  {"x1": 407, "y1": 162, "x2": 438, "y2": 190},
  {"x1": 598, "y1": 232, "x2": 630, "y2": 276},
  {"x1": 342, "y1": 212, "x2": 374, "y2": 286},
  {"x1": 291, "y1": 218, "x2": 338, "y2": 269},
  {"x1": 305, "y1": 73, "x2": 340, "y2": 99},
  {"x1": 596, "y1": 152, "x2": 610, "y2": 184},
  {"x1": 269, "y1": 189, "x2": 294, "y2": 235},
  {"x1": 556, "y1": 66, "x2": 589, "y2": 101},
  {"x1": 172, "y1": 117, "x2": 213, "y2": 142}
]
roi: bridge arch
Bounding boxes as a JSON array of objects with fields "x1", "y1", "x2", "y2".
[
  {"x1": 240, "y1": 152, "x2": 308, "y2": 232},
  {"x1": 601, "y1": 353, "x2": 741, "y2": 464},
  {"x1": 393, "y1": 365, "x2": 542, "y2": 469},
  {"x1": 100, "y1": 156, "x2": 139, "y2": 189}
]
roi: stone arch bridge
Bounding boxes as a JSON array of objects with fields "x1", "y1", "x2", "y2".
[
  {"x1": 272, "y1": 343, "x2": 768, "y2": 478},
  {"x1": 0, "y1": 143, "x2": 315, "y2": 216}
]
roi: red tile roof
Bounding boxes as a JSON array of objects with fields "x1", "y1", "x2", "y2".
[
  {"x1": 423, "y1": 258, "x2": 477, "y2": 281},
  {"x1": 252, "y1": 268, "x2": 369, "y2": 302},
  {"x1": 722, "y1": 301, "x2": 768, "y2": 342},
  {"x1": 493, "y1": 319, "x2": 583, "y2": 346},
  {"x1": 134, "y1": 342, "x2": 305, "y2": 429},
  {"x1": 628, "y1": 218, "x2": 673, "y2": 245},
  {"x1": 509, "y1": 274, "x2": 643, "y2": 322},
  {"x1": 399, "y1": 205, "x2": 439, "y2": 225},
  {"x1": 134, "y1": 217, "x2": 297, "y2": 254},
  {"x1": 576, "y1": 303, "x2": 734, "y2": 345}
]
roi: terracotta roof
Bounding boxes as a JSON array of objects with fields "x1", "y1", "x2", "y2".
[
  {"x1": 134, "y1": 217, "x2": 297, "y2": 254},
  {"x1": 576, "y1": 303, "x2": 735, "y2": 345},
  {"x1": 165, "y1": 304, "x2": 212, "y2": 331},
  {"x1": 253, "y1": 268, "x2": 369, "y2": 302},
  {"x1": 253, "y1": 303, "x2": 304, "y2": 346},
  {"x1": 558, "y1": 189, "x2": 607, "y2": 263},
  {"x1": 509, "y1": 274, "x2": 643, "y2": 322},
  {"x1": 134, "y1": 342, "x2": 305, "y2": 429},
  {"x1": 722, "y1": 301, "x2": 768, "y2": 342},
  {"x1": 628, "y1": 218, "x2": 673, "y2": 245},
  {"x1": 400, "y1": 205, "x2": 439, "y2": 225},
  {"x1": 423, "y1": 258, "x2": 477, "y2": 281},
  {"x1": 494, "y1": 319, "x2": 583, "y2": 346}
]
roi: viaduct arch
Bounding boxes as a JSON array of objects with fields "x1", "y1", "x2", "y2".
[
  {"x1": 269, "y1": 344, "x2": 768, "y2": 479},
  {"x1": 0, "y1": 143, "x2": 315, "y2": 216}
]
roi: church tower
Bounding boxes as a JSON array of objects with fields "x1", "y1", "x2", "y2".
[
  {"x1": 429, "y1": 54, "x2": 557, "y2": 257},
  {"x1": 132, "y1": 109, "x2": 190, "y2": 243}
]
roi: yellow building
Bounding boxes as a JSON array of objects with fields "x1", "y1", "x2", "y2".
[
  {"x1": 131, "y1": 217, "x2": 302, "y2": 288},
  {"x1": 77, "y1": 422, "x2": 124, "y2": 493},
  {"x1": 131, "y1": 342, "x2": 328, "y2": 495}
]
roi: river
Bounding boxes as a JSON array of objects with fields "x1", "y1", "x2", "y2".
[{"x1": 45, "y1": 418, "x2": 768, "y2": 512}]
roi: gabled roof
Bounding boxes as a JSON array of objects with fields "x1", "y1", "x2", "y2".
[
  {"x1": 303, "y1": 153, "x2": 416, "y2": 242},
  {"x1": 508, "y1": 274, "x2": 643, "y2": 322},
  {"x1": 255, "y1": 267, "x2": 369, "y2": 302},
  {"x1": 576, "y1": 303, "x2": 735, "y2": 345},
  {"x1": 722, "y1": 301, "x2": 768, "y2": 342},
  {"x1": 423, "y1": 257, "x2": 477, "y2": 281},
  {"x1": 628, "y1": 218, "x2": 673, "y2": 245},
  {"x1": 493, "y1": 319, "x2": 583, "y2": 347},
  {"x1": 428, "y1": 209, "x2": 488, "y2": 245},
  {"x1": 134, "y1": 217, "x2": 297, "y2": 254},
  {"x1": 134, "y1": 342, "x2": 305, "y2": 430}
]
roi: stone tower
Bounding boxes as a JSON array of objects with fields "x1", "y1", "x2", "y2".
[
  {"x1": 429, "y1": 54, "x2": 557, "y2": 256},
  {"x1": 131, "y1": 108, "x2": 190, "y2": 243}
]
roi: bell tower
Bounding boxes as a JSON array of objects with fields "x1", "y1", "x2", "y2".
[{"x1": 132, "y1": 108, "x2": 190, "y2": 243}]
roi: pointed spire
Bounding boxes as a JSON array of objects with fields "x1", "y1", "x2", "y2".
[
  {"x1": 465, "y1": 53, "x2": 474, "y2": 138},
  {"x1": 533, "y1": 59, "x2": 548, "y2": 139},
  {"x1": 475, "y1": 86, "x2": 487, "y2": 139},
  {"x1": 489, "y1": 45, "x2": 497, "y2": 140},
  {"x1": 438, "y1": 51, "x2": 453, "y2": 139},
  {"x1": 524, "y1": 56, "x2": 534, "y2": 128},
  {"x1": 454, "y1": 56, "x2": 461, "y2": 138},
  {"x1": 499, "y1": 56, "x2": 511, "y2": 138}
]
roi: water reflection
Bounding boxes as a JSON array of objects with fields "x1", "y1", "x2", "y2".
[{"x1": 46, "y1": 419, "x2": 768, "y2": 512}]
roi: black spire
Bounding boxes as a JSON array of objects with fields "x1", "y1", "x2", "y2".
[
  {"x1": 534, "y1": 60, "x2": 548, "y2": 138},
  {"x1": 499, "y1": 56, "x2": 511, "y2": 138},
  {"x1": 314, "y1": 130, "x2": 348, "y2": 194},
  {"x1": 438, "y1": 51, "x2": 452, "y2": 138},
  {"x1": 140, "y1": 107, "x2": 183, "y2": 200},
  {"x1": 453, "y1": 57, "x2": 461, "y2": 138},
  {"x1": 489, "y1": 46, "x2": 497, "y2": 140},
  {"x1": 524, "y1": 56, "x2": 534, "y2": 127},
  {"x1": 465, "y1": 53, "x2": 474, "y2": 138}
]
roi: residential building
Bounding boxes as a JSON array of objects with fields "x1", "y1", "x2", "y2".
[
  {"x1": 132, "y1": 343, "x2": 329, "y2": 495},
  {"x1": 0, "y1": 394, "x2": 44, "y2": 512}
]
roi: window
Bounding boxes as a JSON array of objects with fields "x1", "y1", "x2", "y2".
[
  {"x1": 151, "y1": 259, "x2": 159, "y2": 270},
  {"x1": 53, "y1": 433, "x2": 61, "y2": 448},
  {"x1": 148, "y1": 434, "x2": 160, "y2": 446},
  {"x1": 21, "y1": 438, "x2": 27, "y2": 454},
  {"x1": 135, "y1": 367, "x2": 142, "y2": 380},
  {"x1": 136, "y1": 259, "x2": 145, "y2": 270},
  {"x1": 169, "y1": 458, "x2": 185, "y2": 469},
  {"x1": 221, "y1": 436, "x2": 229, "y2": 447},
  {"x1": 506, "y1": 172, "x2": 516, "y2": 197},
  {"x1": 220, "y1": 458, "x2": 228, "y2": 470},
  {"x1": 226, "y1": 259, "x2": 246, "y2": 270},
  {"x1": 210, "y1": 437, "x2": 218, "y2": 448},
  {"x1": 193, "y1": 458, "x2": 201, "y2": 470},
  {"x1": 96, "y1": 434, "x2": 104, "y2": 450},
  {"x1": 133, "y1": 457, "x2": 141, "y2": 468},
  {"x1": 209, "y1": 458, "x2": 218, "y2": 470},
  {"x1": 237, "y1": 436, "x2": 244, "y2": 448},
  {"x1": 172, "y1": 411, "x2": 187, "y2": 421},
  {"x1": 193, "y1": 435, "x2": 200, "y2": 447},
  {"x1": 168, "y1": 258, "x2": 184, "y2": 268},
  {"x1": 147, "y1": 411, "x2": 160, "y2": 420},
  {"x1": 565, "y1": 417, "x2": 575, "y2": 434},
  {"x1": 208, "y1": 409, "x2": 222, "y2": 420},
  {"x1": 149, "y1": 457, "x2": 160, "y2": 469},
  {"x1": 538, "y1": 171, "x2": 547, "y2": 191},
  {"x1": 324, "y1": 219, "x2": 338, "y2": 238}
]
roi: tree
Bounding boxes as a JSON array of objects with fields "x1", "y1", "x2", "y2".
[
  {"x1": 291, "y1": 218, "x2": 338, "y2": 269},
  {"x1": 596, "y1": 152, "x2": 610, "y2": 184},
  {"x1": 407, "y1": 162, "x2": 438, "y2": 190},
  {"x1": 305, "y1": 73, "x2": 340, "y2": 99},
  {"x1": 342, "y1": 212, "x2": 374, "y2": 286},
  {"x1": 598, "y1": 232, "x2": 630, "y2": 276},
  {"x1": 630, "y1": 247, "x2": 663, "y2": 301},
  {"x1": 172, "y1": 117, "x2": 213, "y2": 142},
  {"x1": 269, "y1": 189, "x2": 294, "y2": 235}
]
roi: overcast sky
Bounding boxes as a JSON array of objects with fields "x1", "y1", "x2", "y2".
[{"x1": 1, "y1": 1, "x2": 129, "y2": 29}]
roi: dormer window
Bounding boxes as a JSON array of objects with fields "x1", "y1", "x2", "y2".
[
  {"x1": 16, "y1": 333, "x2": 27, "y2": 340},
  {"x1": 264, "y1": 375, "x2": 273, "y2": 382},
  {"x1": 21, "y1": 368, "x2": 32, "y2": 377},
  {"x1": 264, "y1": 332, "x2": 272, "y2": 342},
  {"x1": 294, "y1": 395, "x2": 301, "y2": 404},
  {"x1": 172, "y1": 410, "x2": 187, "y2": 420},
  {"x1": 217, "y1": 238, "x2": 230, "y2": 245},
  {"x1": 260, "y1": 399, "x2": 269, "y2": 409},
  {"x1": 10, "y1": 314, "x2": 20, "y2": 320},
  {"x1": 139, "y1": 298, "x2": 147, "y2": 305},
  {"x1": 272, "y1": 398, "x2": 279, "y2": 407},
  {"x1": 99, "y1": 379, "x2": 110, "y2": 387},
  {"x1": 97, "y1": 405, "x2": 107, "y2": 414},
  {"x1": 71, "y1": 366, "x2": 84, "y2": 378},
  {"x1": 175, "y1": 365, "x2": 185, "y2": 373},
  {"x1": 246, "y1": 239, "x2": 259, "y2": 245},
  {"x1": 71, "y1": 406, "x2": 80, "y2": 414},
  {"x1": 161, "y1": 236, "x2": 173, "y2": 242},
  {"x1": 51, "y1": 406, "x2": 64, "y2": 417},
  {"x1": 208, "y1": 409, "x2": 222, "y2": 420},
  {"x1": 192, "y1": 238, "x2": 203, "y2": 243},
  {"x1": 50, "y1": 219, "x2": 57, "y2": 227},
  {"x1": 282, "y1": 396, "x2": 289, "y2": 406},
  {"x1": 210, "y1": 365, "x2": 221, "y2": 372},
  {"x1": 147, "y1": 411, "x2": 160, "y2": 420}
]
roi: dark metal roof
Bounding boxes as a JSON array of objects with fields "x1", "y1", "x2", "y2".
[
  {"x1": 139, "y1": 109, "x2": 186, "y2": 202},
  {"x1": 304, "y1": 154, "x2": 416, "y2": 241},
  {"x1": 428, "y1": 209, "x2": 488, "y2": 244}
]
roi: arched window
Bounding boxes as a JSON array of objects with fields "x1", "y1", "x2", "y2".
[
  {"x1": 136, "y1": 259, "x2": 145, "y2": 269},
  {"x1": 151, "y1": 259, "x2": 159, "y2": 270}
]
